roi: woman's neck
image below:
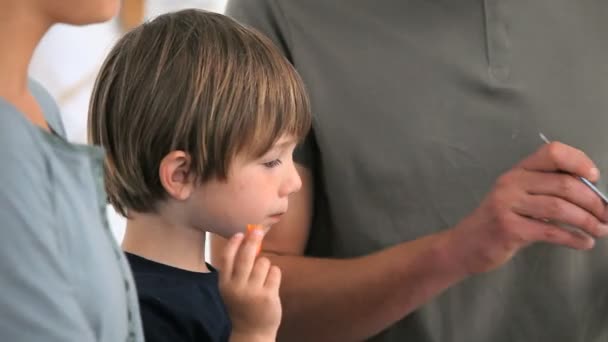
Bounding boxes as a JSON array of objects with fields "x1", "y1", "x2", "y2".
[
  {"x1": 0, "y1": 2, "x2": 50, "y2": 95},
  {"x1": 0, "y1": 2, "x2": 51, "y2": 129}
]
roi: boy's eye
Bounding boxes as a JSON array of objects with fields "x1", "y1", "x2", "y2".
[{"x1": 263, "y1": 159, "x2": 282, "y2": 168}]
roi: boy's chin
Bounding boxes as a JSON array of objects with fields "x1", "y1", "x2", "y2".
[
  {"x1": 246, "y1": 223, "x2": 273, "y2": 235},
  {"x1": 210, "y1": 223, "x2": 269, "y2": 239}
]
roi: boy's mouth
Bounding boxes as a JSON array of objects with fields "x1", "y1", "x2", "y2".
[{"x1": 269, "y1": 212, "x2": 285, "y2": 221}]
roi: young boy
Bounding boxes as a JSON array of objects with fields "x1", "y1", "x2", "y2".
[{"x1": 88, "y1": 9, "x2": 311, "y2": 342}]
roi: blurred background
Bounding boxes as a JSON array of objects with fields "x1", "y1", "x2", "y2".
[{"x1": 29, "y1": 0, "x2": 228, "y2": 243}]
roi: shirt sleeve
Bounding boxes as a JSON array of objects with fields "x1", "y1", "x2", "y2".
[
  {"x1": 226, "y1": 0, "x2": 293, "y2": 60},
  {"x1": 0, "y1": 122, "x2": 96, "y2": 341},
  {"x1": 294, "y1": 130, "x2": 316, "y2": 170},
  {"x1": 29, "y1": 78, "x2": 67, "y2": 138},
  {"x1": 226, "y1": 0, "x2": 316, "y2": 170}
]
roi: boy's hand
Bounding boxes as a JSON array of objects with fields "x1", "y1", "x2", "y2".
[{"x1": 219, "y1": 229, "x2": 282, "y2": 341}]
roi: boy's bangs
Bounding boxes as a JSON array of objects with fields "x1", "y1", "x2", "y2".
[{"x1": 239, "y1": 59, "x2": 312, "y2": 159}]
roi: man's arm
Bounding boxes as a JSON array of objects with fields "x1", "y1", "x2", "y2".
[
  {"x1": 210, "y1": 165, "x2": 469, "y2": 341},
  {"x1": 211, "y1": 142, "x2": 608, "y2": 341}
]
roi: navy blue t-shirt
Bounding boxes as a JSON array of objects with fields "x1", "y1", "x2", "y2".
[{"x1": 126, "y1": 253, "x2": 231, "y2": 342}]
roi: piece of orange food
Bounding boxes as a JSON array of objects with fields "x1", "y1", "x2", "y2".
[{"x1": 247, "y1": 224, "x2": 263, "y2": 255}]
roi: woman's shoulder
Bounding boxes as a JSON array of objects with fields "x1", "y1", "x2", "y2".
[
  {"x1": 28, "y1": 79, "x2": 66, "y2": 137},
  {"x1": 0, "y1": 100, "x2": 49, "y2": 181},
  {"x1": 0, "y1": 79, "x2": 67, "y2": 160},
  {"x1": 0, "y1": 105, "x2": 40, "y2": 151}
]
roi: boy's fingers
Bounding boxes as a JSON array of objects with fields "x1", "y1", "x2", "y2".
[
  {"x1": 232, "y1": 229, "x2": 264, "y2": 282},
  {"x1": 249, "y1": 256, "x2": 271, "y2": 286},
  {"x1": 219, "y1": 233, "x2": 244, "y2": 282},
  {"x1": 247, "y1": 224, "x2": 263, "y2": 256},
  {"x1": 264, "y1": 265, "x2": 282, "y2": 291}
]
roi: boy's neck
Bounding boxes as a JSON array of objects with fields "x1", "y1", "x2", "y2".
[{"x1": 122, "y1": 212, "x2": 210, "y2": 273}]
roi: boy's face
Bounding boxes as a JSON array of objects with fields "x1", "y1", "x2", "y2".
[{"x1": 190, "y1": 135, "x2": 302, "y2": 237}]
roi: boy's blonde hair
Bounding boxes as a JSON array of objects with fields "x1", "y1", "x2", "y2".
[{"x1": 88, "y1": 9, "x2": 311, "y2": 217}]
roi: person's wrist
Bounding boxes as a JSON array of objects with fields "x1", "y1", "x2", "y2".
[
  {"x1": 432, "y1": 228, "x2": 474, "y2": 278},
  {"x1": 231, "y1": 328, "x2": 277, "y2": 342},
  {"x1": 231, "y1": 323, "x2": 278, "y2": 342}
]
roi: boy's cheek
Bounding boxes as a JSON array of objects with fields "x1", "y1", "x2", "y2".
[{"x1": 207, "y1": 220, "x2": 248, "y2": 239}]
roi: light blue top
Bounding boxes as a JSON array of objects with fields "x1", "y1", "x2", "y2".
[{"x1": 0, "y1": 80, "x2": 144, "y2": 341}]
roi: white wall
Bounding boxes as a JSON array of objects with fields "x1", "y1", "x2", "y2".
[{"x1": 30, "y1": 1, "x2": 227, "y2": 244}]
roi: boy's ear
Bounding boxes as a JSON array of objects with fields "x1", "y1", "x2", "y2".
[{"x1": 159, "y1": 151, "x2": 195, "y2": 200}]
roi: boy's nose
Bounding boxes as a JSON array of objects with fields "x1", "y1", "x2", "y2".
[{"x1": 280, "y1": 162, "x2": 302, "y2": 197}]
